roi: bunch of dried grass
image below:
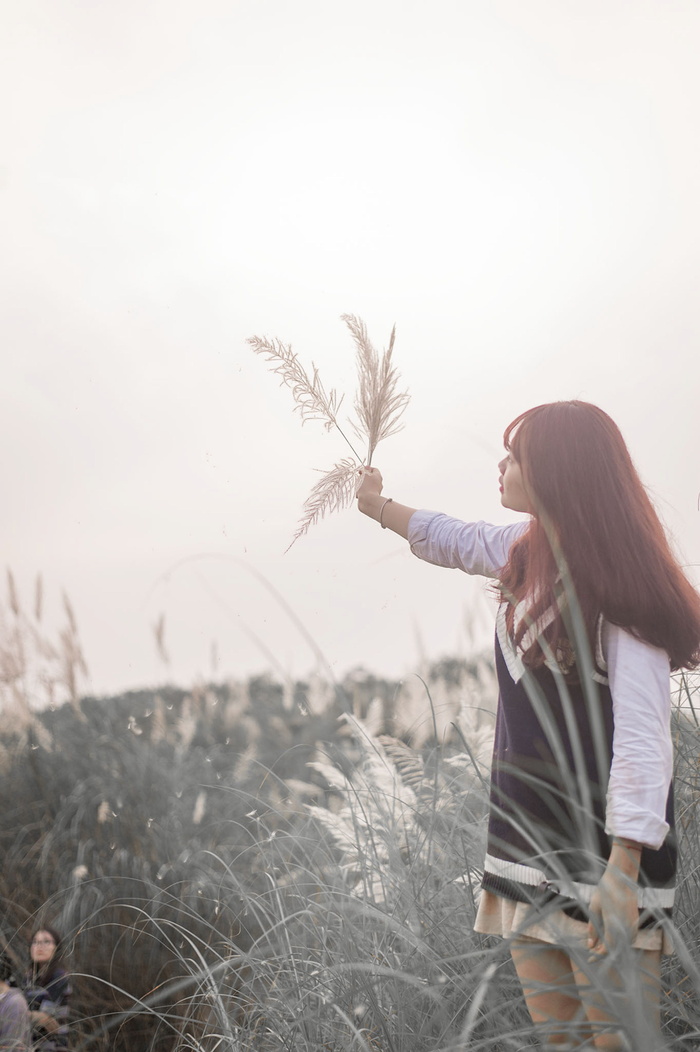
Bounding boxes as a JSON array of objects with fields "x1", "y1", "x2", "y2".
[
  {"x1": 0, "y1": 570, "x2": 88, "y2": 729},
  {"x1": 248, "y1": 314, "x2": 409, "y2": 547}
]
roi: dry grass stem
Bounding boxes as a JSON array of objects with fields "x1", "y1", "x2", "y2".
[
  {"x1": 342, "y1": 313, "x2": 409, "y2": 465},
  {"x1": 286, "y1": 458, "x2": 359, "y2": 551},
  {"x1": 34, "y1": 573, "x2": 44, "y2": 622},
  {"x1": 246, "y1": 335, "x2": 361, "y2": 456},
  {"x1": 153, "y1": 612, "x2": 170, "y2": 667},
  {"x1": 6, "y1": 569, "x2": 20, "y2": 618}
]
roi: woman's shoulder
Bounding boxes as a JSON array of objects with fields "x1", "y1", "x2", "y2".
[
  {"x1": 602, "y1": 621, "x2": 671, "y2": 667},
  {"x1": 4, "y1": 987, "x2": 29, "y2": 1009},
  {"x1": 28, "y1": 967, "x2": 72, "y2": 1004},
  {"x1": 46, "y1": 968, "x2": 71, "y2": 994}
]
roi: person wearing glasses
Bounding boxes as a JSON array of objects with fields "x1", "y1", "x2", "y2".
[{"x1": 24, "y1": 928, "x2": 71, "y2": 1051}]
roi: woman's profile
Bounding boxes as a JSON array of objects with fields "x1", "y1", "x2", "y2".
[{"x1": 356, "y1": 400, "x2": 700, "y2": 1050}]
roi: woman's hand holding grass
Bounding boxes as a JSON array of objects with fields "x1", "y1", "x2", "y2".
[
  {"x1": 356, "y1": 467, "x2": 416, "y2": 539},
  {"x1": 356, "y1": 466, "x2": 383, "y2": 507}
]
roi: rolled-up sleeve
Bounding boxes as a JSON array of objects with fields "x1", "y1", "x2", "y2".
[
  {"x1": 408, "y1": 511, "x2": 528, "y2": 578},
  {"x1": 604, "y1": 622, "x2": 673, "y2": 850}
]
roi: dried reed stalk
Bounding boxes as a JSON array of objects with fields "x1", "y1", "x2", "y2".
[
  {"x1": 342, "y1": 314, "x2": 409, "y2": 466},
  {"x1": 286, "y1": 458, "x2": 359, "y2": 552},
  {"x1": 248, "y1": 315, "x2": 409, "y2": 547},
  {"x1": 0, "y1": 575, "x2": 88, "y2": 726},
  {"x1": 246, "y1": 334, "x2": 362, "y2": 461}
]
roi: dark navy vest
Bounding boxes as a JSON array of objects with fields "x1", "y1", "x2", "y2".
[{"x1": 481, "y1": 624, "x2": 676, "y2": 926}]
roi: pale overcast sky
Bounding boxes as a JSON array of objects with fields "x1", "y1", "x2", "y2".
[{"x1": 2, "y1": 0, "x2": 699, "y2": 698}]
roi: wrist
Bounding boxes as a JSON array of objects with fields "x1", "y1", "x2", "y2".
[
  {"x1": 612, "y1": 836, "x2": 643, "y2": 853},
  {"x1": 358, "y1": 491, "x2": 384, "y2": 520},
  {"x1": 607, "y1": 840, "x2": 642, "y2": 881}
]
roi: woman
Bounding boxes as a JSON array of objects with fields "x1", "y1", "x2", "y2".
[
  {"x1": 356, "y1": 401, "x2": 700, "y2": 1050},
  {"x1": 24, "y1": 927, "x2": 71, "y2": 1051},
  {"x1": 0, "y1": 951, "x2": 30, "y2": 1051}
]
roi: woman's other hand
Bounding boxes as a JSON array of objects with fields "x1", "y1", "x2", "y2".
[
  {"x1": 587, "y1": 872, "x2": 639, "y2": 955},
  {"x1": 587, "y1": 839, "x2": 642, "y2": 954},
  {"x1": 31, "y1": 1011, "x2": 59, "y2": 1034}
]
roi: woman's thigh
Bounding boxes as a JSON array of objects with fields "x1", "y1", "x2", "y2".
[
  {"x1": 570, "y1": 947, "x2": 662, "y2": 1050},
  {"x1": 510, "y1": 937, "x2": 591, "y2": 1048},
  {"x1": 512, "y1": 936, "x2": 662, "y2": 1051}
]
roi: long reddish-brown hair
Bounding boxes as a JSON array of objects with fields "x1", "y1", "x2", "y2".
[{"x1": 498, "y1": 401, "x2": 700, "y2": 671}]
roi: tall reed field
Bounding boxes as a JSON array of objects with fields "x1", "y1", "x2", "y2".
[{"x1": 0, "y1": 573, "x2": 699, "y2": 1050}]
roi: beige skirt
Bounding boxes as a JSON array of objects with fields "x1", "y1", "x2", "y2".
[{"x1": 474, "y1": 888, "x2": 673, "y2": 956}]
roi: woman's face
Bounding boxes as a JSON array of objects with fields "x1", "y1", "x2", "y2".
[
  {"x1": 498, "y1": 452, "x2": 533, "y2": 514},
  {"x1": 30, "y1": 930, "x2": 57, "y2": 966}
]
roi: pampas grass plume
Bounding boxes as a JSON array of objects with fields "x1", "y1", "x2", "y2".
[{"x1": 248, "y1": 315, "x2": 409, "y2": 547}]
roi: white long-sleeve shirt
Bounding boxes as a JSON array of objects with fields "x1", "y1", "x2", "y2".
[{"x1": 408, "y1": 510, "x2": 673, "y2": 850}]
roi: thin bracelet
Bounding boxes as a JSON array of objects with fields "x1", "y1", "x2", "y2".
[{"x1": 379, "y1": 497, "x2": 393, "y2": 528}]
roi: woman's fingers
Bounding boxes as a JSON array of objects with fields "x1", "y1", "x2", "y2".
[
  {"x1": 587, "y1": 920, "x2": 603, "y2": 953},
  {"x1": 586, "y1": 892, "x2": 606, "y2": 953},
  {"x1": 355, "y1": 465, "x2": 383, "y2": 498}
]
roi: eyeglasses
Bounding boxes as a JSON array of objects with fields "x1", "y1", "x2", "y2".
[{"x1": 31, "y1": 938, "x2": 56, "y2": 946}]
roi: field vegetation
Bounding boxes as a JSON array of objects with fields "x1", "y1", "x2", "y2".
[{"x1": 0, "y1": 577, "x2": 699, "y2": 1050}]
